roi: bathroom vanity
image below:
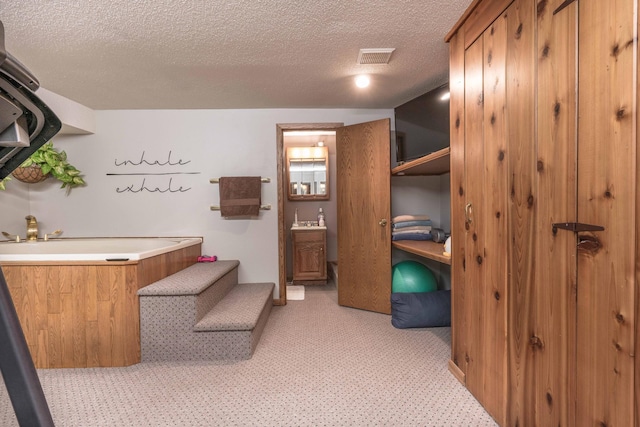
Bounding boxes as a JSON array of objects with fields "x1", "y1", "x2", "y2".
[{"x1": 291, "y1": 226, "x2": 326, "y2": 285}]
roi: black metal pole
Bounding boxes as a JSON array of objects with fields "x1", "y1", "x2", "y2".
[{"x1": 0, "y1": 267, "x2": 54, "y2": 426}]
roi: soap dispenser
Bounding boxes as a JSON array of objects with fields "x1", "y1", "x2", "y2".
[
  {"x1": 317, "y1": 208, "x2": 325, "y2": 227},
  {"x1": 294, "y1": 208, "x2": 299, "y2": 227}
]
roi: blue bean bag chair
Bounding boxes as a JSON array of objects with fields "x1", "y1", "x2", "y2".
[{"x1": 391, "y1": 290, "x2": 451, "y2": 328}]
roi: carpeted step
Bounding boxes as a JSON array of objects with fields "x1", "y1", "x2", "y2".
[
  {"x1": 138, "y1": 260, "x2": 239, "y2": 323},
  {"x1": 194, "y1": 282, "x2": 274, "y2": 331},
  {"x1": 138, "y1": 261, "x2": 274, "y2": 361}
]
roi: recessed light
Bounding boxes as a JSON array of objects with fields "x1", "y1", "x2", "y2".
[
  {"x1": 355, "y1": 75, "x2": 370, "y2": 88},
  {"x1": 440, "y1": 92, "x2": 450, "y2": 101}
]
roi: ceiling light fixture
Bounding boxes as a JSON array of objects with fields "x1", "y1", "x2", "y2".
[{"x1": 355, "y1": 75, "x2": 370, "y2": 88}]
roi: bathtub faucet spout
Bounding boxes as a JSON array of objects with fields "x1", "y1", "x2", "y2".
[{"x1": 25, "y1": 215, "x2": 38, "y2": 241}]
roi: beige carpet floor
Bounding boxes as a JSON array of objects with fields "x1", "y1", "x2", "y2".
[{"x1": 0, "y1": 282, "x2": 497, "y2": 426}]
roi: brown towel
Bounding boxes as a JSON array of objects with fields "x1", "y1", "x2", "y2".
[{"x1": 219, "y1": 176, "x2": 262, "y2": 217}]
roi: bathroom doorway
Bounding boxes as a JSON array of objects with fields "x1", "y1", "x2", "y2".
[{"x1": 275, "y1": 123, "x2": 342, "y2": 304}]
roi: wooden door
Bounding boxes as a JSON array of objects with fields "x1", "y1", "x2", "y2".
[
  {"x1": 336, "y1": 119, "x2": 391, "y2": 314},
  {"x1": 576, "y1": 0, "x2": 637, "y2": 425},
  {"x1": 459, "y1": 9, "x2": 512, "y2": 423},
  {"x1": 529, "y1": 0, "x2": 578, "y2": 425}
]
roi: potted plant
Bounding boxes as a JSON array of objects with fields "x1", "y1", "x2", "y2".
[{"x1": 0, "y1": 141, "x2": 85, "y2": 191}]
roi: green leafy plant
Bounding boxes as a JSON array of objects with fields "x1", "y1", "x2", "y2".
[{"x1": 0, "y1": 141, "x2": 85, "y2": 191}]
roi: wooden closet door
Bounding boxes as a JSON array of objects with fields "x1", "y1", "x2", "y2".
[
  {"x1": 576, "y1": 0, "x2": 637, "y2": 425},
  {"x1": 462, "y1": 32, "x2": 487, "y2": 411},
  {"x1": 336, "y1": 119, "x2": 391, "y2": 314},
  {"x1": 530, "y1": 0, "x2": 578, "y2": 425},
  {"x1": 459, "y1": 9, "x2": 511, "y2": 424}
]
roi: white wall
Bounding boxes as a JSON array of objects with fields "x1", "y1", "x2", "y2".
[{"x1": 0, "y1": 109, "x2": 392, "y2": 296}]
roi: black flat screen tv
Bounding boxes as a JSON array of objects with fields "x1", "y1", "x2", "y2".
[{"x1": 394, "y1": 82, "x2": 450, "y2": 165}]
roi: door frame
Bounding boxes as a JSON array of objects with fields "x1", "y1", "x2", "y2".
[{"x1": 275, "y1": 122, "x2": 343, "y2": 305}]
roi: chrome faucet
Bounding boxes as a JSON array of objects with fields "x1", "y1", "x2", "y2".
[{"x1": 25, "y1": 215, "x2": 38, "y2": 241}]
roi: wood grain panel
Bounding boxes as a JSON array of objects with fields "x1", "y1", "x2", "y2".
[
  {"x1": 576, "y1": 0, "x2": 636, "y2": 425},
  {"x1": 462, "y1": 35, "x2": 485, "y2": 402},
  {"x1": 535, "y1": 0, "x2": 577, "y2": 425},
  {"x1": 637, "y1": 3, "x2": 640, "y2": 421},
  {"x1": 337, "y1": 119, "x2": 391, "y2": 314},
  {"x1": 448, "y1": 0, "x2": 639, "y2": 423},
  {"x1": 505, "y1": 0, "x2": 536, "y2": 424},
  {"x1": 445, "y1": 0, "x2": 513, "y2": 44},
  {"x1": 2, "y1": 243, "x2": 200, "y2": 368},
  {"x1": 481, "y1": 12, "x2": 508, "y2": 424},
  {"x1": 463, "y1": 0, "x2": 514, "y2": 49},
  {"x1": 448, "y1": 28, "x2": 467, "y2": 379}
]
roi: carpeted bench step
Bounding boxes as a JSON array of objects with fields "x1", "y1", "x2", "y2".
[
  {"x1": 139, "y1": 261, "x2": 275, "y2": 361},
  {"x1": 194, "y1": 282, "x2": 274, "y2": 332},
  {"x1": 138, "y1": 260, "x2": 240, "y2": 296},
  {"x1": 138, "y1": 260, "x2": 240, "y2": 324}
]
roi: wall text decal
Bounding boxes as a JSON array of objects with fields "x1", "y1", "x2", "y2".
[
  {"x1": 108, "y1": 151, "x2": 199, "y2": 194},
  {"x1": 114, "y1": 177, "x2": 191, "y2": 193},
  {"x1": 114, "y1": 151, "x2": 191, "y2": 167}
]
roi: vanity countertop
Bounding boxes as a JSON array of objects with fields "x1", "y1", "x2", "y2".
[{"x1": 291, "y1": 224, "x2": 327, "y2": 231}]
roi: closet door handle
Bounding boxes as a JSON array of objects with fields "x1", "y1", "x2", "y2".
[
  {"x1": 465, "y1": 203, "x2": 473, "y2": 224},
  {"x1": 379, "y1": 219, "x2": 387, "y2": 226}
]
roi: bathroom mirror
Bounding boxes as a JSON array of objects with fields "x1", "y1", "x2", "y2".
[{"x1": 286, "y1": 146, "x2": 329, "y2": 201}]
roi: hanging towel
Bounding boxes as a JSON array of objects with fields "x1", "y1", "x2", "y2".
[{"x1": 219, "y1": 176, "x2": 262, "y2": 217}]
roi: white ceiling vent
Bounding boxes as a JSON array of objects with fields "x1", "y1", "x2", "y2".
[{"x1": 357, "y1": 48, "x2": 395, "y2": 65}]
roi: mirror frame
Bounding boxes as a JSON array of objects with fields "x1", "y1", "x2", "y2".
[{"x1": 286, "y1": 146, "x2": 329, "y2": 201}]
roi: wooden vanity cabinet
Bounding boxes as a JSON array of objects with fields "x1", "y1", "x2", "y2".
[{"x1": 292, "y1": 228, "x2": 327, "y2": 284}]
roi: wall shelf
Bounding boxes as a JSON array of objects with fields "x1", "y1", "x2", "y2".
[
  {"x1": 391, "y1": 146, "x2": 451, "y2": 265},
  {"x1": 391, "y1": 147, "x2": 450, "y2": 176},
  {"x1": 392, "y1": 240, "x2": 451, "y2": 265}
]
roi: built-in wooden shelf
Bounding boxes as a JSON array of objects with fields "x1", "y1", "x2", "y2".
[
  {"x1": 392, "y1": 240, "x2": 451, "y2": 265},
  {"x1": 391, "y1": 147, "x2": 450, "y2": 176},
  {"x1": 391, "y1": 146, "x2": 452, "y2": 265}
]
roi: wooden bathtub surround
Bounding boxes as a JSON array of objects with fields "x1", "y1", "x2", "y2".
[{"x1": 1, "y1": 243, "x2": 201, "y2": 368}]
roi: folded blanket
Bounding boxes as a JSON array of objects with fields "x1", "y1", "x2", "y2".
[
  {"x1": 392, "y1": 232, "x2": 433, "y2": 241},
  {"x1": 392, "y1": 214, "x2": 430, "y2": 223},
  {"x1": 391, "y1": 226, "x2": 432, "y2": 234},
  {"x1": 392, "y1": 220, "x2": 432, "y2": 229}
]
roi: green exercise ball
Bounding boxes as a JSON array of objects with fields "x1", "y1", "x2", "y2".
[{"x1": 392, "y1": 260, "x2": 437, "y2": 293}]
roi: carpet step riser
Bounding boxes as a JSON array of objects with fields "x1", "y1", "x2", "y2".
[
  {"x1": 141, "y1": 295, "x2": 272, "y2": 361},
  {"x1": 195, "y1": 269, "x2": 238, "y2": 322}
]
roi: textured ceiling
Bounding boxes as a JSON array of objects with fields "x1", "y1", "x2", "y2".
[{"x1": 0, "y1": 0, "x2": 471, "y2": 110}]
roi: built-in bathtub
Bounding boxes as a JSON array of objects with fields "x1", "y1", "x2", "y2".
[
  {"x1": 0, "y1": 236, "x2": 202, "y2": 262},
  {"x1": 0, "y1": 237, "x2": 203, "y2": 369}
]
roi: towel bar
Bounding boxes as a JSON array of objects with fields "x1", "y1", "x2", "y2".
[
  {"x1": 210, "y1": 177, "x2": 271, "y2": 184},
  {"x1": 210, "y1": 204, "x2": 272, "y2": 211}
]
